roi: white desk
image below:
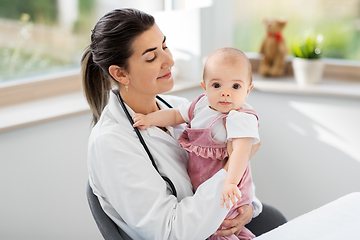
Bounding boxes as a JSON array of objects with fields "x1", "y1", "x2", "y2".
[{"x1": 255, "y1": 192, "x2": 360, "y2": 240}]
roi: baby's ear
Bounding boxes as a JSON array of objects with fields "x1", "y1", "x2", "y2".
[
  {"x1": 201, "y1": 81, "x2": 207, "y2": 91},
  {"x1": 246, "y1": 84, "x2": 254, "y2": 96},
  {"x1": 248, "y1": 84, "x2": 254, "y2": 91}
]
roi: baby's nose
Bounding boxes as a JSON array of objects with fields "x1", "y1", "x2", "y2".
[{"x1": 221, "y1": 92, "x2": 230, "y2": 97}]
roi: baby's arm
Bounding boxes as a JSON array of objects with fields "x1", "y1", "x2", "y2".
[
  {"x1": 221, "y1": 137, "x2": 253, "y2": 209},
  {"x1": 132, "y1": 109, "x2": 186, "y2": 130}
]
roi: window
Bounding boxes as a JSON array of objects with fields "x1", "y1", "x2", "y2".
[
  {"x1": 0, "y1": 0, "x2": 170, "y2": 84},
  {"x1": 233, "y1": 0, "x2": 360, "y2": 60},
  {"x1": 1, "y1": 0, "x2": 358, "y2": 107},
  {"x1": 0, "y1": 0, "x2": 97, "y2": 83},
  {"x1": 0, "y1": 0, "x2": 165, "y2": 107}
]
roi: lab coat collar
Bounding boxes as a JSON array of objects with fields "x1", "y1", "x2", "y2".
[{"x1": 107, "y1": 90, "x2": 178, "y2": 143}]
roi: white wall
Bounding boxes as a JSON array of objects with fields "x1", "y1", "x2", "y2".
[
  {"x1": 94, "y1": 0, "x2": 164, "y2": 18},
  {"x1": 1, "y1": 87, "x2": 359, "y2": 239},
  {"x1": 154, "y1": 0, "x2": 233, "y2": 82},
  {"x1": 0, "y1": 113, "x2": 102, "y2": 240},
  {"x1": 246, "y1": 89, "x2": 360, "y2": 220},
  {"x1": 175, "y1": 87, "x2": 360, "y2": 221}
]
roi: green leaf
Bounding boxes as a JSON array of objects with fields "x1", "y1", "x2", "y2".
[{"x1": 291, "y1": 33, "x2": 324, "y2": 59}]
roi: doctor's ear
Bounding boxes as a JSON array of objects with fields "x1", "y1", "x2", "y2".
[{"x1": 109, "y1": 65, "x2": 129, "y2": 85}]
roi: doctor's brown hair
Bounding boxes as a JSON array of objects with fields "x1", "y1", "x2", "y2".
[{"x1": 81, "y1": 8, "x2": 155, "y2": 125}]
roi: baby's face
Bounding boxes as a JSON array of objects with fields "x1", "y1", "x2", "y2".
[{"x1": 201, "y1": 61, "x2": 253, "y2": 114}]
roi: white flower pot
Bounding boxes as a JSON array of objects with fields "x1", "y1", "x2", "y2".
[{"x1": 292, "y1": 58, "x2": 325, "y2": 86}]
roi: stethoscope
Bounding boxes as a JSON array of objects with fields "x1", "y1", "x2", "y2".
[{"x1": 114, "y1": 89, "x2": 177, "y2": 197}]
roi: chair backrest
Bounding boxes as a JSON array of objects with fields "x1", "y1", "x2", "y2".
[{"x1": 86, "y1": 182, "x2": 132, "y2": 240}]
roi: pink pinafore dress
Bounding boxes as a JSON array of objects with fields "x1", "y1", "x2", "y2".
[{"x1": 178, "y1": 94, "x2": 257, "y2": 240}]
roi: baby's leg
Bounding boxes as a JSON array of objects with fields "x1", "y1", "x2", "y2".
[
  {"x1": 208, "y1": 233, "x2": 239, "y2": 240},
  {"x1": 237, "y1": 227, "x2": 255, "y2": 240},
  {"x1": 208, "y1": 206, "x2": 255, "y2": 240},
  {"x1": 208, "y1": 207, "x2": 238, "y2": 239}
]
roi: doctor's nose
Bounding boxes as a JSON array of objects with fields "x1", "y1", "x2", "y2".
[
  {"x1": 162, "y1": 49, "x2": 174, "y2": 69},
  {"x1": 162, "y1": 55, "x2": 174, "y2": 69}
]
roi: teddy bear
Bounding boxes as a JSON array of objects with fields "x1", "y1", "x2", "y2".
[{"x1": 259, "y1": 18, "x2": 287, "y2": 77}]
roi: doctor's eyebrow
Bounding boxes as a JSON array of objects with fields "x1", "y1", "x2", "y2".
[{"x1": 141, "y1": 36, "x2": 167, "y2": 55}]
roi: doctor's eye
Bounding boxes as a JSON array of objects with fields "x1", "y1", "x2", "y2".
[
  {"x1": 232, "y1": 83, "x2": 241, "y2": 89},
  {"x1": 212, "y1": 83, "x2": 220, "y2": 88},
  {"x1": 146, "y1": 55, "x2": 157, "y2": 62}
]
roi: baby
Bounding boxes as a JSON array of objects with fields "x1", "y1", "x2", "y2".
[{"x1": 132, "y1": 48, "x2": 259, "y2": 240}]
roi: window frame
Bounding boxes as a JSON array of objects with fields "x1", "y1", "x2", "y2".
[
  {"x1": 0, "y1": 55, "x2": 359, "y2": 108},
  {"x1": 0, "y1": 69, "x2": 81, "y2": 107},
  {"x1": 249, "y1": 54, "x2": 360, "y2": 82}
]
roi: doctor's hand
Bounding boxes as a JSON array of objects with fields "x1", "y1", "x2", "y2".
[
  {"x1": 215, "y1": 204, "x2": 254, "y2": 237},
  {"x1": 132, "y1": 113, "x2": 151, "y2": 130}
]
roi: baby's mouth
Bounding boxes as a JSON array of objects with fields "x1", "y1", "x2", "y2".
[{"x1": 219, "y1": 101, "x2": 231, "y2": 105}]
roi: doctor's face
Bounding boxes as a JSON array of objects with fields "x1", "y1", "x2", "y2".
[{"x1": 125, "y1": 24, "x2": 175, "y2": 96}]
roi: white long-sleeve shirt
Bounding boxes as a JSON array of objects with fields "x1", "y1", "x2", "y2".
[{"x1": 87, "y1": 91, "x2": 262, "y2": 240}]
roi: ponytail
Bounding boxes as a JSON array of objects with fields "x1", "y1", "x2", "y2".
[
  {"x1": 81, "y1": 47, "x2": 112, "y2": 125},
  {"x1": 81, "y1": 8, "x2": 155, "y2": 126}
]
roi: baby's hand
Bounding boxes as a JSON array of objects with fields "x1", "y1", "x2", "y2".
[
  {"x1": 221, "y1": 184, "x2": 242, "y2": 210},
  {"x1": 132, "y1": 113, "x2": 151, "y2": 130}
]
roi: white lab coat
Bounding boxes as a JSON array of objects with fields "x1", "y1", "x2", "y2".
[{"x1": 87, "y1": 91, "x2": 262, "y2": 240}]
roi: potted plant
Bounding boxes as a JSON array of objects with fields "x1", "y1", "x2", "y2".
[{"x1": 291, "y1": 34, "x2": 324, "y2": 86}]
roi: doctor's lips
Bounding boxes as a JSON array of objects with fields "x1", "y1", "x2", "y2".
[{"x1": 158, "y1": 72, "x2": 172, "y2": 79}]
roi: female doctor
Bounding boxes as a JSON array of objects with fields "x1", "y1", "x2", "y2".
[{"x1": 82, "y1": 8, "x2": 285, "y2": 240}]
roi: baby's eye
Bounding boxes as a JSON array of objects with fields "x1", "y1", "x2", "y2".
[
  {"x1": 233, "y1": 84, "x2": 241, "y2": 89},
  {"x1": 212, "y1": 83, "x2": 220, "y2": 88}
]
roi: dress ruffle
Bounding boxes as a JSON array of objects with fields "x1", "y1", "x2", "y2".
[{"x1": 179, "y1": 138, "x2": 228, "y2": 160}]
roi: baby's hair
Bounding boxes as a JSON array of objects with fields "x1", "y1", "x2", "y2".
[{"x1": 203, "y1": 47, "x2": 253, "y2": 84}]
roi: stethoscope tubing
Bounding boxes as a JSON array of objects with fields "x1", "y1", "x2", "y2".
[{"x1": 114, "y1": 90, "x2": 177, "y2": 197}]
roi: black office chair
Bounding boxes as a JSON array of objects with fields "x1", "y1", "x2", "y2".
[
  {"x1": 87, "y1": 182, "x2": 286, "y2": 239},
  {"x1": 86, "y1": 182, "x2": 132, "y2": 240}
]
